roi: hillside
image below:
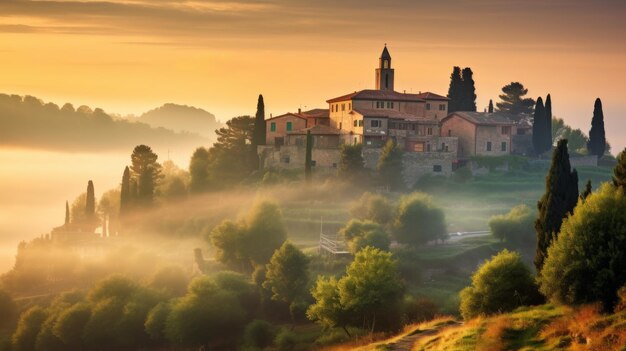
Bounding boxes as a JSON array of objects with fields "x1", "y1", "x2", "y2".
[
  {"x1": 137, "y1": 103, "x2": 223, "y2": 138},
  {"x1": 332, "y1": 304, "x2": 626, "y2": 351},
  {"x1": 0, "y1": 94, "x2": 209, "y2": 152}
]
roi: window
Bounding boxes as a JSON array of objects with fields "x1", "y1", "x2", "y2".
[
  {"x1": 427, "y1": 144, "x2": 431, "y2": 152},
  {"x1": 282, "y1": 156, "x2": 290, "y2": 163},
  {"x1": 311, "y1": 160, "x2": 317, "y2": 167},
  {"x1": 358, "y1": 120, "x2": 363, "y2": 127},
  {"x1": 439, "y1": 104, "x2": 446, "y2": 111},
  {"x1": 270, "y1": 122, "x2": 276, "y2": 132},
  {"x1": 353, "y1": 120, "x2": 357, "y2": 127},
  {"x1": 448, "y1": 129, "x2": 452, "y2": 136},
  {"x1": 371, "y1": 120, "x2": 381, "y2": 128},
  {"x1": 391, "y1": 102, "x2": 394, "y2": 109},
  {"x1": 414, "y1": 142, "x2": 425, "y2": 152},
  {"x1": 332, "y1": 163, "x2": 337, "y2": 168},
  {"x1": 348, "y1": 103, "x2": 351, "y2": 110},
  {"x1": 383, "y1": 60, "x2": 389, "y2": 69},
  {"x1": 286, "y1": 121, "x2": 292, "y2": 131},
  {"x1": 426, "y1": 103, "x2": 431, "y2": 110},
  {"x1": 501, "y1": 126, "x2": 511, "y2": 135},
  {"x1": 342, "y1": 103, "x2": 345, "y2": 111},
  {"x1": 501, "y1": 142, "x2": 507, "y2": 152},
  {"x1": 376, "y1": 101, "x2": 380, "y2": 108},
  {"x1": 427, "y1": 127, "x2": 433, "y2": 135},
  {"x1": 486, "y1": 141, "x2": 492, "y2": 151},
  {"x1": 389, "y1": 122, "x2": 396, "y2": 129},
  {"x1": 433, "y1": 165, "x2": 442, "y2": 172}
]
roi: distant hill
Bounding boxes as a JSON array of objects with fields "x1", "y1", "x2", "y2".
[
  {"x1": 137, "y1": 103, "x2": 222, "y2": 139},
  {"x1": 0, "y1": 94, "x2": 209, "y2": 153}
]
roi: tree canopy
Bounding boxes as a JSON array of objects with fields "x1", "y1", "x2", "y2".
[
  {"x1": 587, "y1": 98, "x2": 607, "y2": 157},
  {"x1": 394, "y1": 193, "x2": 447, "y2": 245},
  {"x1": 377, "y1": 139, "x2": 404, "y2": 191},
  {"x1": 496, "y1": 82, "x2": 535, "y2": 120}
]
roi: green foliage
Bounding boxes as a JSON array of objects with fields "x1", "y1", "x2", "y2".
[
  {"x1": 459, "y1": 250, "x2": 541, "y2": 319},
  {"x1": 209, "y1": 201, "x2": 287, "y2": 271},
  {"x1": 339, "y1": 143, "x2": 365, "y2": 179},
  {"x1": 377, "y1": 139, "x2": 404, "y2": 191},
  {"x1": 144, "y1": 302, "x2": 171, "y2": 342},
  {"x1": 539, "y1": 183, "x2": 626, "y2": 311},
  {"x1": 147, "y1": 266, "x2": 189, "y2": 297},
  {"x1": 534, "y1": 139, "x2": 579, "y2": 272},
  {"x1": 189, "y1": 147, "x2": 212, "y2": 192},
  {"x1": 130, "y1": 144, "x2": 162, "y2": 206},
  {"x1": 52, "y1": 303, "x2": 91, "y2": 350},
  {"x1": 274, "y1": 329, "x2": 297, "y2": 351},
  {"x1": 263, "y1": 242, "x2": 309, "y2": 308},
  {"x1": 496, "y1": 82, "x2": 535, "y2": 120},
  {"x1": 253, "y1": 94, "x2": 266, "y2": 147},
  {"x1": 459, "y1": 67, "x2": 477, "y2": 112},
  {"x1": 552, "y1": 117, "x2": 589, "y2": 154},
  {"x1": 587, "y1": 98, "x2": 606, "y2": 157},
  {"x1": 85, "y1": 180, "x2": 96, "y2": 222},
  {"x1": 544, "y1": 94, "x2": 553, "y2": 151},
  {"x1": 532, "y1": 97, "x2": 549, "y2": 155},
  {"x1": 119, "y1": 166, "x2": 131, "y2": 215},
  {"x1": 394, "y1": 192, "x2": 447, "y2": 245},
  {"x1": 12, "y1": 307, "x2": 47, "y2": 351},
  {"x1": 157, "y1": 160, "x2": 189, "y2": 200},
  {"x1": 0, "y1": 289, "x2": 16, "y2": 329},
  {"x1": 350, "y1": 192, "x2": 394, "y2": 225},
  {"x1": 446, "y1": 66, "x2": 463, "y2": 113},
  {"x1": 243, "y1": 320, "x2": 276, "y2": 349},
  {"x1": 613, "y1": 148, "x2": 626, "y2": 188},
  {"x1": 488, "y1": 204, "x2": 535, "y2": 247},
  {"x1": 339, "y1": 220, "x2": 390, "y2": 254}
]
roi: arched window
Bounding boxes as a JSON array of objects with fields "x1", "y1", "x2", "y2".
[{"x1": 383, "y1": 60, "x2": 389, "y2": 69}]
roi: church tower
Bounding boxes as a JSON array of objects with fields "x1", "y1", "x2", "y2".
[{"x1": 375, "y1": 45, "x2": 394, "y2": 91}]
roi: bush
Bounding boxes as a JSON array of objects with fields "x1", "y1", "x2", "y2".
[
  {"x1": 350, "y1": 192, "x2": 394, "y2": 225},
  {"x1": 488, "y1": 204, "x2": 535, "y2": 247},
  {"x1": 274, "y1": 329, "x2": 297, "y2": 351},
  {"x1": 539, "y1": 183, "x2": 626, "y2": 311},
  {"x1": 460, "y1": 250, "x2": 541, "y2": 319},
  {"x1": 402, "y1": 296, "x2": 438, "y2": 324},
  {"x1": 394, "y1": 193, "x2": 447, "y2": 245},
  {"x1": 243, "y1": 320, "x2": 276, "y2": 349},
  {"x1": 339, "y1": 220, "x2": 390, "y2": 254}
]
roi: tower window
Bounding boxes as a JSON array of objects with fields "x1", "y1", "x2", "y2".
[{"x1": 383, "y1": 60, "x2": 389, "y2": 69}]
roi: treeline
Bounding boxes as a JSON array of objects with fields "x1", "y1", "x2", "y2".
[{"x1": 0, "y1": 94, "x2": 207, "y2": 152}]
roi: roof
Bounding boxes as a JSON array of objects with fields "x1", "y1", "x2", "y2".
[
  {"x1": 287, "y1": 124, "x2": 345, "y2": 135},
  {"x1": 414, "y1": 92, "x2": 450, "y2": 101},
  {"x1": 297, "y1": 108, "x2": 329, "y2": 119},
  {"x1": 442, "y1": 112, "x2": 516, "y2": 126},
  {"x1": 352, "y1": 108, "x2": 438, "y2": 123},
  {"x1": 265, "y1": 112, "x2": 306, "y2": 122},
  {"x1": 380, "y1": 45, "x2": 391, "y2": 60},
  {"x1": 327, "y1": 89, "x2": 426, "y2": 103}
]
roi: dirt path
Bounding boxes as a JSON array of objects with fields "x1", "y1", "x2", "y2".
[{"x1": 371, "y1": 321, "x2": 462, "y2": 351}]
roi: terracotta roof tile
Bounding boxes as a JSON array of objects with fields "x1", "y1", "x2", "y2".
[
  {"x1": 442, "y1": 112, "x2": 516, "y2": 126},
  {"x1": 327, "y1": 89, "x2": 426, "y2": 103},
  {"x1": 414, "y1": 92, "x2": 450, "y2": 101},
  {"x1": 352, "y1": 108, "x2": 437, "y2": 122}
]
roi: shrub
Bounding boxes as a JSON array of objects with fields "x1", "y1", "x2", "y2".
[
  {"x1": 488, "y1": 204, "x2": 535, "y2": 247},
  {"x1": 339, "y1": 219, "x2": 390, "y2": 254},
  {"x1": 350, "y1": 192, "x2": 394, "y2": 225},
  {"x1": 460, "y1": 250, "x2": 541, "y2": 319},
  {"x1": 243, "y1": 320, "x2": 276, "y2": 349},
  {"x1": 274, "y1": 329, "x2": 297, "y2": 351},
  {"x1": 394, "y1": 193, "x2": 447, "y2": 245},
  {"x1": 539, "y1": 183, "x2": 626, "y2": 311}
]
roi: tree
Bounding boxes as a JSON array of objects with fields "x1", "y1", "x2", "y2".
[
  {"x1": 587, "y1": 98, "x2": 606, "y2": 157},
  {"x1": 304, "y1": 130, "x2": 313, "y2": 182},
  {"x1": 338, "y1": 143, "x2": 365, "y2": 179},
  {"x1": 459, "y1": 67, "x2": 477, "y2": 111},
  {"x1": 85, "y1": 180, "x2": 95, "y2": 218},
  {"x1": 208, "y1": 115, "x2": 257, "y2": 186},
  {"x1": 120, "y1": 166, "x2": 131, "y2": 215},
  {"x1": 306, "y1": 277, "x2": 353, "y2": 336},
  {"x1": 534, "y1": 139, "x2": 579, "y2": 272},
  {"x1": 253, "y1": 94, "x2": 266, "y2": 147},
  {"x1": 0, "y1": 289, "x2": 16, "y2": 329},
  {"x1": 613, "y1": 148, "x2": 626, "y2": 188},
  {"x1": 130, "y1": 145, "x2": 162, "y2": 205},
  {"x1": 488, "y1": 99, "x2": 494, "y2": 113},
  {"x1": 446, "y1": 66, "x2": 462, "y2": 113},
  {"x1": 532, "y1": 97, "x2": 547, "y2": 155},
  {"x1": 394, "y1": 193, "x2": 447, "y2": 246},
  {"x1": 580, "y1": 180, "x2": 592, "y2": 202},
  {"x1": 242, "y1": 320, "x2": 276, "y2": 349},
  {"x1": 460, "y1": 250, "x2": 541, "y2": 319},
  {"x1": 12, "y1": 306, "x2": 47, "y2": 351},
  {"x1": 52, "y1": 303, "x2": 91, "y2": 350},
  {"x1": 189, "y1": 147, "x2": 211, "y2": 193},
  {"x1": 339, "y1": 220, "x2": 390, "y2": 254},
  {"x1": 263, "y1": 242, "x2": 309, "y2": 323},
  {"x1": 64, "y1": 200, "x2": 70, "y2": 225},
  {"x1": 496, "y1": 82, "x2": 535, "y2": 121},
  {"x1": 488, "y1": 204, "x2": 535, "y2": 247},
  {"x1": 377, "y1": 139, "x2": 404, "y2": 191},
  {"x1": 350, "y1": 192, "x2": 394, "y2": 225},
  {"x1": 539, "y1": 183, "x2": 626, "y2": 311},
  {"x1": 544, "y1": 94, "x2": 553, "y2": 151}
]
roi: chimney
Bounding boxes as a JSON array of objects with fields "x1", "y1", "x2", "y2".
[
  {"x1": 270, "y1": 113, "x2": 273, "y2": 118},
  {"x1": 298, "y1": 108, "x2": 301, "y2": 114}
]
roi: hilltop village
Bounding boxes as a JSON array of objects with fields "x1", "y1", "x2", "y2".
[{"x1": 258, "y1": 46, "x2": 534, "y2": 185}]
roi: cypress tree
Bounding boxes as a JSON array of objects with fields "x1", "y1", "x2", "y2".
[
  {"x1": 532, "y1": 97, "x2": 546, "y2": 155},
  {"x1": 460, "y1": 68, "x2": 477, "y2": 111},
  {"x1": 580, "y1": 179, "x2": 592, "y2": 202},
  {"x1": 587, "y1": 98, "x2": 606, "y2": 157},
  {"x1": 305, "y1": 130, "x2": 313, "y2": 183},
  {"x1": 65, "y1": 201, "x2": 70, "y2": 225},
  {"x1": 253, "y1": 94, "x2": 266, "y2": 147},
  {"x1": 534, "y1": 139, "x2": 579, "y2": 272},
  {"x1": 120, "y1": 166, "x2": 131, "y2": 216},
  {"x1": 85, "y1": 180, "x2": 95, "y2": 217},
  {"x1": 447, "y1": 67, "x2": 462, "y2": 113},
  {"x1": 613, "y1": 148, "x2": 626, "y2": 188},
  {"x1": 377, "y1": 139, "x2": 404, "y2": 191},
  {"x1": 488, "y1": 99, "x2": 494, "y2": 113},
  {"x1": 544, "y1": 94, "x2": 553, "y2": 151}
]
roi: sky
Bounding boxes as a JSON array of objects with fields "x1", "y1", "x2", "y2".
[{"x1": 0, "y1": 0, "x2": 625, "y2": 150}]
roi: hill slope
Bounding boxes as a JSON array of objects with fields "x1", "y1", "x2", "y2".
[{"x1": 137, "y1": 103, "x2": 222, "y2": 138}]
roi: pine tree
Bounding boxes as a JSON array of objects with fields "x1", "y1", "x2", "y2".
[
  {"x1": 587, "y1": 98, "x2": 606, "y2": 157},
  {"x1": 305, "y1": 130, "x2": 313, "y2": 183},
  {"x1": 377, "y1": 139, "x2": 404, "y2": 191},
  {"x1": 532, "y1": 97, "x2": 546, "y2": 155},
  {"x1": 65, "y1": 201, "x2": 70, "y2": 225},
  {"x1": 496, "y1": 82, "x2": 536, "y2": 121},
  {"x1": 447, "y1": 67, "x2": 462, "y2": 113},
  {"x1": 534, "y1": 139, "x2": 579, "y2": 272},
  {"x1": 253, "y1": 94, "x2": 266, "y2": 147},
  {"x1": 86, "y1": 180, "x2": 95, "y2": 217},
  {"x1": 613, "y1": 148, "x2": 626, "y2": 188},
  {"x1": 544, "y1": 94, "x2": 553, "y2": 151},
  {"x1": 580, "y1": 180, "x2": 592, "y2": 202},
  {"x1": 120, "y1": 166, "x2": 131, "y2": 215},
  {"x1": 488, "y1": 99, "x2": 494, "y2": 113},
  {"x1": 460, "y1": 68, "x2": 477, "y2": 111},
  {"x1": 130, "y1": 145, "x2": 161, "y2": 205}
]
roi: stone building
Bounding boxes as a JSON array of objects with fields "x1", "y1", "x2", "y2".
[{"x1": 440, "y1": 112, "x2": 517, "y2": 158}]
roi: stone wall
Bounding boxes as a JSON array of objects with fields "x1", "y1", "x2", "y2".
[
  {"x1": 258, "y1": 145, "x2": 340, "y2": 177},
  {"x1": 570, "y1": 155, "x2": 598, "y2": 167}
]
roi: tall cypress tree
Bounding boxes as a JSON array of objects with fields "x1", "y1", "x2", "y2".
[
  {"x1": 447, "y1": 67, "x2": 462, "y2": 113},
  {"x1": 460, "y1": 68, "x2": 477, "y2": 111},
  {"x1": 86, "y1": 180, "x2": 95, "y2": 217},
  {"x1": 613, "y1": 148, "x2": 626, "y2": 188},
  {"x1": 534, "y1": 139, "x2": 579, "y2": 272},
  {"x1": 488, "y1": 99, "x2": 494, "y2": 113},
  {"x1": 253, "y1": 94, "x2": 266, "y2": 146},
  {"x1": 305, "y1": 130, "x2": 313, "y2": 183},
  {"x1": 65, "y1": 200, "x2": 70, "y2": 225},
  {"x1": 377, "y1": 139, "x2": 404, "y2": 191},
  {"x1": 120, "y1": 166, "x2": 131, "y2": 216},
  {"x1": 587, "y1": 98, "x2": 606, "y2": 157},
  {"x1": 544, "y1": 94, "x2": 553, "y2": 151},
  {"x1": 532, "y1": 97, "x2": 546, "y2": 155}
]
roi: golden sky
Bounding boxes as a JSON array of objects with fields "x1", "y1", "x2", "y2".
[{"x1": 1, "y1": 0, "x2": 625, "y2": 150}]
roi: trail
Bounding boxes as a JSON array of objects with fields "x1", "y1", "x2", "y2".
[{"x1": 356, "y1": 320, "x2": 462, "y2": 351}]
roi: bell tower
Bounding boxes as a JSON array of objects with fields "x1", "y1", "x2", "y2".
[{"x1": 375, "y1": 45, "x2": 394, "y2": 91}]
